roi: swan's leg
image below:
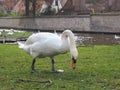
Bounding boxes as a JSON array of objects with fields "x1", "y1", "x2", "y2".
[
  {"x1": 51, "y1": 57, "x2": 64, "y2": 73},
  {"x1": 31, "y1": 58, "x2": 36, "y2": 73},
  {"x1": 51, "y1": 57, "x2": 55, "y2": 72}
]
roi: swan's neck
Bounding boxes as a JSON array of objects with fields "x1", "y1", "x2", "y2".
[
  {"x1": 61, "y1": 30, "x2": 76, "y2": 49},
  {"x1": 61, "y1": 30, "x2": 78, "y2": 59}
]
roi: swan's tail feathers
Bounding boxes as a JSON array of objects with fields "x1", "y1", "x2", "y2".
[
  {"x1": 17, "y1": 41, "x2": 25, "y2": 49},
  {"x1": 17, "y1": 41, "x2": 29, "y2": 53}
]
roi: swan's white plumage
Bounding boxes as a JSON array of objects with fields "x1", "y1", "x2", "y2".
[
  {"x1": 18, "y1": 30, "x2": 78, "y2": 72},
  {"x1": 24, "y1": 32, "x2": 69, "y2": 58}
]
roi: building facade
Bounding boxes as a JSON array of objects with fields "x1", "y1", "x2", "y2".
[
  {"x1": 2, "y1": 0, "x2": 18, "y2": 12},
  {"x1": 0, "y1": 0, "x2": 120, "y2": 15}
]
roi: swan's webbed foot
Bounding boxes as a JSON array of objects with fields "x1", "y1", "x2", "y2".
[
  {"x1": 52, "y1": 69, "x2": 56, "y2": 73},
  {"x1": 31, "y1": 69, "x2": 36, "y2": 73}
]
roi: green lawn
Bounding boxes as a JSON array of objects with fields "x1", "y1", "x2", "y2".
[
  {"x1": 0, "y1": 44, "x2": 120, "y2": 90},
  {"x1": 0, "y1": 31, "x2": 32, "y2": 39}
]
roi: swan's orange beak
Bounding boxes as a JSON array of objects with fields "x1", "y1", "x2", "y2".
[{"x1": 72, "y1": 59, "x2": 76, "y2": 69}]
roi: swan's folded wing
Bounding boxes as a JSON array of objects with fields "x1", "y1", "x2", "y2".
[{"x1": 25, "y1": 33, "x2": 59, "y2": 45}]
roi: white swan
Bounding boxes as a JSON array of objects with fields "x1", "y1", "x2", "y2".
[{"x1": 18, "y1": 30, "x2": 78, "y2": 72}]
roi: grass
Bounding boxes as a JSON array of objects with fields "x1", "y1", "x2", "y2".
[
  {"x1": 0, "y1": 44, "x2": 120, "y2": 90},
  {"x1": 0, "y1": 31, "x2": 32, "y2": 39}
]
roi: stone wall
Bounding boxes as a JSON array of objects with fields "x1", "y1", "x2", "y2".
[
  {"x1": 91, "y1": 14, "x2": 120, "y2": 33},
  {"x1": 0, "y1": 14, "x2": 120, "y2": 33},
  {"x1": 0, "y1": 15, "x2": 90, "y2": 32}
]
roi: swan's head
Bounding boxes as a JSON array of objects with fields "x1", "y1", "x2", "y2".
[{"x1": 70, "y1": 48, "x2": 78, "y2": 69}]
